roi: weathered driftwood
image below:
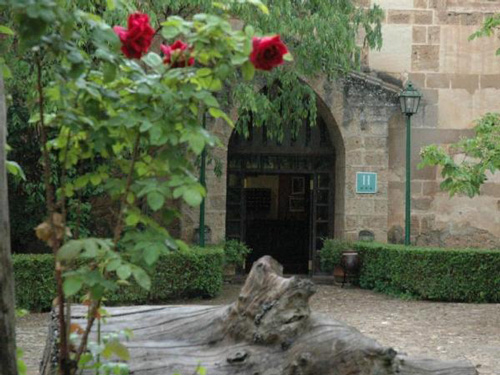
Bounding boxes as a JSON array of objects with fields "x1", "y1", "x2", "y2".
[{"x1": 42, "y1": 256, "x2": 477, "y2": 375}]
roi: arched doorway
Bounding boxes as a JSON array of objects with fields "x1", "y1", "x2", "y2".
[{"x1": 226, "y1": 113, "x2": 336, "y2": 274}]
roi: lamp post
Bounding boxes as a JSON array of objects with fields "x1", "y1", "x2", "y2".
[{"x1": 398, "y1": 82, "x2": 422, "y2": 246}]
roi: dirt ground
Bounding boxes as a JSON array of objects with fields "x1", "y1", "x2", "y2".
[{"x1": 17, "y1": 284, "x2": 500, "y2": 375}]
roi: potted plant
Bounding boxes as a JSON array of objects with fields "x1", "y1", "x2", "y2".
[
  {"x1": 319, "y1": 239, "x2": 359, "y2": 285},
  {"x1": 223, "y1": 240, "x2": 252, "y2": 281}
]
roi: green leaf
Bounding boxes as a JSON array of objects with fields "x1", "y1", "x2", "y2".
[
  {"x1": 106, "y1": 259, "x2": 121, "y2": 272},
  {"x1": 63, "y1": 276, "x2": 83, "y2": 296},
  {"x1": 241, "y1": 60, "x2": 255, "y2": 81},
  {"x1": 183, "y1": 189, "x2": 203, "y2": 207},
  {"x1": 74, "y1": 175, "x2": 89, "y2": 189},
  {"x1": 83, "y1": 239, "x2": 98, "y2": 257},
  {"x1": 103, "y1": 63, "x2": 117, "y2": 83},
  {"x1": 147, "y1": 191, "x2": 165, "y2": 211},
  {"x1": 1, "y1": 63, "x2": 12, "y2": 79},
  {"x1": 6, "y1": 161, "x2": 26, "y2": 180},
  {"x1": 246, "y1": 0, "x2": 269, "y2": 14},
  {"x1": 283, "y1": 52, "x2": 294, "y2": 62},
  {"x1": 0, "y1": 25, "x2": 14, "y2": 35},
  {"x1": 57, "y1": 240, "x2": 84, "y2": 261},
  {"x1": 90, "y1": 174, "x2": 101, "y2": 186},
  {"x1": 209, "y1": 107, "x2": 234, "y2": 127},
  {"x1": 106, "y1": 0, "x2": 116, "y2": 10},
  {"x1": 103, "y1": 341, "x2": 130, "y2": 361},
  {"x1": 117, "y1": 265, "x2": 132, "y2": 280},
  {"x1": 125, "y1": 212, "x2": 140, "y2": 226},
  {"x1": 142, "y1": 52, "x2": 163, "y2": 68},
  {"x1": 144, "y1": 246, "x2": 160, "y2": 265},
  {"x1": 132, "y1": 267, "x2": 151, "y2": 290}
]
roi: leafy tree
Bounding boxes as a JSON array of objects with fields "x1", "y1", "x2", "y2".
[
  {"x1": 420, "y1": 113, "x2": 500, "y2": 197},
  {"x1": 1, "y1": 0, "x2": 384, "y2": 252},
  {"x1": 420, "y1": 14, "x2": 500, "y2": 197},
  {"x1": 1, "y1": 0, "x2": 291, "y2": 373}
]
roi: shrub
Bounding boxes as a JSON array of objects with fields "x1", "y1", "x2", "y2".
[
  {"x1": 223, "y1": 240, "x2": 252, "y2": 266},
  {"x1": 13, "y1": 246, "x2": 224, "y2": 311},
  {"x1": 319, "y1": 239, "x2": 353, "y2": 273},
  {"x1": 355, "y1": 242, "x2": 500, "y2": 303}
]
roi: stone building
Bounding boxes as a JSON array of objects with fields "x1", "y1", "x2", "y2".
[{"x1": 181, "y1": 0, "x2": 500, "y2": 274}]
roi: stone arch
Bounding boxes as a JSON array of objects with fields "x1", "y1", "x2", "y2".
[{"x1": 181, "y1": 72, "x2": 401, "y2": 259}]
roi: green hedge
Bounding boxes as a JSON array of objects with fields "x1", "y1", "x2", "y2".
[
  {"x1": 354, "y1": 242, "x2": 500, "y2": 303},
  {"x1": 13, "y1": 246, "x2": 224, "y2": 311}
]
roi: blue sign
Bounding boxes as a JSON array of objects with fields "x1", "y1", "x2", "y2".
[{"x1": 356, "y1": 172, "x2": 377, "y2": 194}]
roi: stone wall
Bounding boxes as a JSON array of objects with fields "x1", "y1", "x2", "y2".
[
  {"x1": 368, "y1": 0, "x2": 500, "y2": 247},
  {"x1": 180, "y1": 0, "x2": 500, "y2": 250},
  {"x1": 180, "y1": 74, "x2": 401, "y2": 246}
]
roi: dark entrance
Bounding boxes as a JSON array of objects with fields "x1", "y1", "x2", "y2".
[{"x1": 226, "y1": 117, "x2": 335, "y2": 274}]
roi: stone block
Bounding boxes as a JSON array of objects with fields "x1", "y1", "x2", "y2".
[
  {"x1": 361, "y1": 215, "x2": 387, "y2": 230},
  {"x1": 413, "y1": 26, "x2": 427, "y2": 43},
  {"x1": 428, "y1": 0, "x2": 446, "y2": 9},
  {"x1": 346, "y1": 199, "x2": 375, "y2": 215},
  {"x1": 388, "y1": 10, "x2": 433, "y2": 25},
  {"x1": 459, "y1": 12, "x2": 484, "y2": 26},
  {"x1": 472, "y1": 88, "x2": 500, "y2": 119},
  {"x1": 414, "y1": 0, "x2": 428, "y2": 8},
  {"x1": 420, "y1": 214, "x2": 436, "y2": 232},
  {"x1": 428, "y1": 26, "x2": 440, "y2": 44},
  {"x1": 344, "y1": 136, "x2": 364, "y2": 151},
  {"x1": 373, "y1": 0, "x2": 414, "y2": 9},
  {"x1": 480, "y1": 75, "x2": 500, "y2": 89},
  {"x1": 426, "y1": 73, "x2": 451, "y2": 88},
  {"x1": 422, "y1": 104, "x2": 438, "y2": 128},
  {"x1": 480, "y1": 183, "x2": 500, "y2": 198},
  {"x1": 436, "y1": 11, "x2": 461, "y2": 25},
  {"x1": 364, "y1": 137, "x2": 387, "y2": 150},
  {"x1": 412, "y1": 45, "x2": 440, "y2": 71},
  {"x1": 370, "y1": 25, "x2": 412, "y2": 73},
  {"x1": 346, "y1": 150, "x2": 364, "y2": 166},
  {"x1": 363, "y1": 151, "x2": 388, "y2": 167},
  {"x1": 422, "y1": 181, "x2": 439, "y2": 196},
  {"x1": 438, "y1": 89, "x2": 474, "y2": 129},
  {"x1": 412, "y1": 197, "x2": 433, "y2": 210},
  {"x1": 345, "y1": 215, "x2": 361, "y2": 231},
  {"x1": 420, "y1": 88, "x2": 439, "y2": 105},
  {"x1": 411, "y1": 215, "x2": 421, "y2": 235},
  {"x1": 387, "y1": 10, "x2": 412, "y2": 24},
  {"x1": 353, "y1": 0, "x2": 370, "y2": 6},
  {"x1": 374, "y1": 199, "x2": 389, "y2": 213},
  {"x1": 440, "y1": 26, "x2": 500, "y2": 74},
  {"x1": 414, "y1": 10, "x2": 433, "y2": 24},
  {"x1": 451, "y1": 74, "x2": 479, "y2": 94},
  {"x1": 412, "y1": 181, "x2": 423, "y2": 195},
  {"x1": 409, "y1": 73, "x2": 426, "y2": 88}
]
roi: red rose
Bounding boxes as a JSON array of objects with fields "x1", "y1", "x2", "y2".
[
  {"x1": 161, "y1": 40, "x2": 195, "y2": 68},
  {"x1": 113, "y1": 13, "x2": 155, "y2": 59},
  {"x1": 249, "y1": 35, "x2": 288, "y2": 71}
]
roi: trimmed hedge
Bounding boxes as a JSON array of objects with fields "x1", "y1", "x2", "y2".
[
  {"x1": 13, "y1": 246, "x2": 224, "y2": 311},
  {"x1": 354, "y1": 242, "x2": 500, "y2": 303}
]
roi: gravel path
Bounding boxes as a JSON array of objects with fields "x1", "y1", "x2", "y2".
[{"x1": 17, "y1": 284, "x2": 500, "y2": 375}]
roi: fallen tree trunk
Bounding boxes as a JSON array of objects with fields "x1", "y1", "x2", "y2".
[{"x1": 42, "y1": 256, "x2": 477, "y2": 375}]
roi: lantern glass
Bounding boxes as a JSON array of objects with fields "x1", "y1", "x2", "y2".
[{"x1": 398, "y1": 82, "x2": 422, "y2": 116}]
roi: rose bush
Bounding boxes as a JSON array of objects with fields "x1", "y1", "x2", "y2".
[
  {"x1": 2, "y1": 1, "x2": 288, "y2": 373},
  {"x1": 113, "y1": 13, "x2": 155, "y2": 59},
  {"x1": 250, "y1": 35, "x2": 289, "y2": 71},
  {"x1": 161, "y1": 40, "x2": 195, "y2": 67}
]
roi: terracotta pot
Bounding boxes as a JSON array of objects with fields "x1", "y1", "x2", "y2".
[
  {"x1": 341, "y1": 251, "x2": 360, "y2": 274},
  {"x1": 332, "y1": 251, "x2": 360, "y2": 286}
]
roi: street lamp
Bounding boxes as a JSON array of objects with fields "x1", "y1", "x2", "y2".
[{"x1": 398, "y1": 82, "x2": 422, "y2": 246}]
